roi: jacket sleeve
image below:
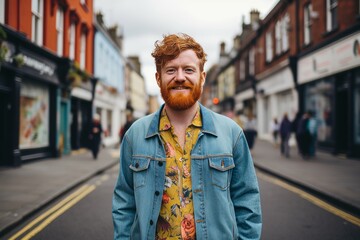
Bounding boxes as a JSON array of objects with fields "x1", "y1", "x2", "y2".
[
  {"x1": 230, "y1": 130, "x2": 262, "y2": 240},
  {"x1": 112, "y1": 135, "x2": 135, "y2": 240}
]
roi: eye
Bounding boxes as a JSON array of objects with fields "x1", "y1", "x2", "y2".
[
  {"x1": 166, "y1": 69, "x2": 175, "y2": 74},
  {"x1": 185, "y1": 68, "x2": 195, "y2": 73}
]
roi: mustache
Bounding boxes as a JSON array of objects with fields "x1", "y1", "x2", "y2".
[{"x1": 167, "y1": 82, "x2": 194, "y2": 90}]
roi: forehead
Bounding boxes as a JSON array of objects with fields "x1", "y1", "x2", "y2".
[{"x1": 164, "y1": 49, "x2": 200, "y2": 67}]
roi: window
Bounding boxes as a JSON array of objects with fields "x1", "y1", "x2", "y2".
[
  {"x1": 275, "y1": 14, "x2": 290, "y2": 55},
  {"x1": 0, "y1": 0, "x2": 5, "y2": 24},
  {"x1": 281, "y1": 14, "x2": 290, "y2": 51},
  {"x1": 31, "y1": 0, "x2": 44, "y2": 45},
  {"x1": 249, "y1": 48, "x2": 255, "y2": 76},
  {"x1": 80, "y1": 32, "x2": 86, "y2": 69},
  {"x1": 56, "y1": 7, "x2": 64, "y2": 56},
  {"x1": 275, "y1": 21, "x2": 281, "y2": 55},
  {"x1": 326, "y1": 0, "x2": 338, "y2": 32},
  {"x1": 304, "y1": 4, "x2": 313, "y2": 45},
  {"x1": 266, "y1": 31, "x2": 273, "y2": 62},
  {"x1": 239, "y1": 59, "x2": 245, "y2": 81},
  {"x1": 69, "y1": 23, "x2": 76, "y2": 60}
]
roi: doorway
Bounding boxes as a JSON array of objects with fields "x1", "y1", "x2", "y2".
[
  {"x1": 0, "y1": 93, "x2": 11, "y2": 165},
  {"x1": 336, "y1": 78, "x2": 349, "y2": 154}
]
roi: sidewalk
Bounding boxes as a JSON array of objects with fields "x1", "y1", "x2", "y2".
[
  {"x1": 252, "y1": 139, "x2": 360, "y2": 215},
  {"x1": 0, "y1": 147, "x2": 120, "y2": 235}
]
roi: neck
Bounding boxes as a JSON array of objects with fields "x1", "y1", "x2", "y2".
[{"x1": 164, "y1": 102, "x2": 199, "y2": 127}]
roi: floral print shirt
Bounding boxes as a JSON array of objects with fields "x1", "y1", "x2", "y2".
[{"x1": 155, "y1": 107, "x2": 202, "y2": 240}]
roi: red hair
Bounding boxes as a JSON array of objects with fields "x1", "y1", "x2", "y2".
[{"x1": 151, "y1": 33, "x2": 207, "y2": 72}]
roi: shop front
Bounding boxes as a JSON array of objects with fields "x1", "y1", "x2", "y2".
[
  {"x1": 298, "y1": 31, "x2": 360, "y2": 158},
  {"x1": 0, "y1": 25, "x2": 61, "y2": 166},
  {"x1": 255, "y1": 66, "x2": 298, "y2": 139}
]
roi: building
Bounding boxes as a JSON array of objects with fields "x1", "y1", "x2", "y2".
[
  {"x1": 0, "y1": 0, "x2": 95, "y2": 166},
  {"x1": 93, "y1": 13, "x2": 126, "y2": 147}
]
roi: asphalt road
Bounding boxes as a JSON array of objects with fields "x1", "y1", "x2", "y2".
[{"x1": 4, "y1": 166, "x2": 360, "y2": 240}]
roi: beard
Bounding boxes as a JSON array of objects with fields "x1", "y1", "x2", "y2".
[{"x1": 160, "y1": 79, "x2": 202, "y2": 111}]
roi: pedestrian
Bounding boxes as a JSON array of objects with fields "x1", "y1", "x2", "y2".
[
  {"x1": 297, "y1": 111, "x2": 311, "y2": 159},
  {"x1": 244, "y1": 114, "x2": 258, "y2": 151},
  {"x1": 270, "y1": 117, "x2": 280, "y2": 147},
  {"x1": 119, "y1": 108, "x2": 135, "y2": 143},
  {"x1": 280, "y1": 113, "x2": 292, "y2": 158},
  {"x1": 292, "y1": 112, "x2": 302, "y2": 154},
  {"x1": 307, "y1": 110, "x2": 318, "y2": 157},
  {"x1": 88, "y1": 114, "x2": 103, "y2": 159},
  {"x1": 112, "y1": 33, "x2": 262, "y2": 240}
]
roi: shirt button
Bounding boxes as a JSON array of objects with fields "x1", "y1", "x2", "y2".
[
  {"x1": 155, "y1": 191, "x2": 160, "y2": 196},
  {"x1": 158, "y1": 161, "x2": 163, "y2": 166},
  {"x1": 135, "y1": 163, "x2": 139, "y2": 168},
  {"x1": 150, "y1": 220, "x2": 154, "y2": 225}
]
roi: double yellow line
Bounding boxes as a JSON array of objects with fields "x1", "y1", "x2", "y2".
[
  {"x1": 9, "y1": 184, "x2": 96, "y2": 240},
  {"x1": 258, "y1": 172, "x2": 360, "y2": 227}
]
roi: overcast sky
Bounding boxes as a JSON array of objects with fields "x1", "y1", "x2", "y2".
[{"x1": 94, "y1": 0, "x2": 279, "y2": 96}]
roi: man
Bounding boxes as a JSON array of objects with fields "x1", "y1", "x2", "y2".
[{"x1": 112, "y1": 33, "x2": 262, "y2": 240}]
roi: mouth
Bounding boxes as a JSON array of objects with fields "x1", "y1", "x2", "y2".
[{"x1": 171, "y1": 86, "x2": 190, "y2": 90}]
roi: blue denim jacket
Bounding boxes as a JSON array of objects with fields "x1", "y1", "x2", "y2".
[{"x1": 112, "y1": 104, "x2": 262, "y2": 240}]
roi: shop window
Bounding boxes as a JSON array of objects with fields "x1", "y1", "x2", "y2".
[
  {"x1": 304, "y1": 3, "x2": 313, "y2": 45},
  {"x1": 56, "y1": 7, "x2": 64, "y2": 56},
  {"x1": 326, "y1": 0, "x2": 338, "y2": 32},
  {"x1": 69, "y1": 23, "x2": 76, "y2": 60},
  {"x1": 0, "y1": 0, "x2": 4, "y2": 24},
  {"x1": 355, "y1": 71, "x2": 360, "y2": 144},
  {"x1": 19, "y1": 80, "x2": 50, "y2": 149},
  {"x1": 31, "y1": 0, "x2": 44, "y2": 45},
  {"x1": 266, "y1": 31, "x2": 273, "y2": 62},
  {"x1": 305, "y1": 79, "x2": 334, "y2": 143},
  {"x1": 80, "y1": 32, "x2": 86, "y2": 69}
]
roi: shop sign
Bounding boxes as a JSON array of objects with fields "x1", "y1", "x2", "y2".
[
  {"x1": 298, "y1": 31, "x2": 360, "y2": 84},
  {"x1": 18, "y1": 47, "x2": 59, "y2": 84}
]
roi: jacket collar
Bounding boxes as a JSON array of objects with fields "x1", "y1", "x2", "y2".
[{"x1": 146, "y1": 103, "x2": 217, "y2": 139}]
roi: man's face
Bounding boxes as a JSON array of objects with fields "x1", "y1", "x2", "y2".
[{"x1": 156, "y1": 49, "x2": 206, "y2": 111}]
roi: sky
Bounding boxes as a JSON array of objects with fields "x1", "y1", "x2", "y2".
[{"x1": 94, "y1": 0, "x2": 279, "y2": 96}]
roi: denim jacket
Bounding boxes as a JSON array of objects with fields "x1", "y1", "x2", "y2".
[{"x1": 112, "y1": 104, "x2": 262, "y2": 240}]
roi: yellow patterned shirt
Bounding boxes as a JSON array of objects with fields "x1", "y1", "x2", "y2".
[{"x1": 155, "y1": 107, "x2": 202, "y2": 240}]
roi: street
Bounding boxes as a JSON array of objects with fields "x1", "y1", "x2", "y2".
[{"x1": 3, "y1": 165, "x2": 360, "y2": 240}]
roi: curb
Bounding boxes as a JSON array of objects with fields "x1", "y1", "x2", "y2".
[
  {"x1": 254, "y1": 163, "x2": 360, "y2": 217},
  {"x1": 0, "y1": 158, "x2": 119, "y2": 237}
]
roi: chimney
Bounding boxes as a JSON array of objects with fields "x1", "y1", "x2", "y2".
[
  {"x1": 233, "y1": 35, "x2": 241, "y2": 50},
  {"x1": 220, "y1": 42, "x2": 226, "y2": 57},
  {"x1": 108, "y1": 25, "x2": 123, "y2": 50},
  {"x1": 128, "y1": 56, "x2": 141, "y2": 74},
  {"x1": 250, "y1": 9, "x2": 260, "y2": 30},
  {"x1": 96, "y1": 12, "x2": 104, "y2": 26}
]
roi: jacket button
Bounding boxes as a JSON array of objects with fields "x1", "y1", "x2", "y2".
[
  {"x1": 155, "y1": 191, "x2": 160, "y2": 196},
  {"x1": 135, "y1": 163, "x2": 139, "y2": 168},
  {"x1": 158, "y1": 161, "x2": 163, "y2": 166},
  {"x1": 150, "y1": 220, "x2": 154, "y2": 225}
]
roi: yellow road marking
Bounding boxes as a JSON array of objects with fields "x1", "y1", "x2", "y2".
[
  {"x1": 20, "y1": 185, "x2": 96, "y2": 240},
  {"x1": 258, "y1": 172, "x2": 360, "y2": 227},
  {"x1": 8, "y1": 184, "x2": 95, "y2": 240}
]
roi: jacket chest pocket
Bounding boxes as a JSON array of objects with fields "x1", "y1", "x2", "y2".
[
  {"x1": 129, "y1": 157, "x2": 150, "y2": 188},
  {"x1": 208, "y1": 157, "x2": 235, "y2": 190}
]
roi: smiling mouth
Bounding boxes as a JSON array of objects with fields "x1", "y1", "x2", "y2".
[{"x1": 171, "y1": 86, "x2": 191, "y2": 90}]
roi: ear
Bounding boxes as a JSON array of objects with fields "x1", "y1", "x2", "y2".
[
  {"x1": 201, "y1": 71, "x2": 206, "y2": 87},
  {"x1": 155, "y1": 72, "x2": 161, "y2": 87}
]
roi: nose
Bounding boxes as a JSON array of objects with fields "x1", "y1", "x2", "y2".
[{"x1": 175, "y1": 69, "x2": 185, "y2": 82}]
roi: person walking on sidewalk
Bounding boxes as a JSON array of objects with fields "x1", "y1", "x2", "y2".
[
  {"x1": 280, "y1": 113, "x2": 292, "y2": 158},
  {"x1": 112, "y1": 33, "x2": 262, "y2": 240},
  {"x1": 297, "y1": 111, "x2": 311, "y2": 159},
  {"x1": 88, "y1": 114, "x2": 103, "y2": 160},
  {"x1": 307, "y1": 110, "x2": 318, "y2": 157},
  {"x1": 244, "y1": 114, "x2": 258, "y2": 151},
  {"x1": 270, "y1": 117, "x2": 280, "y2": 147}
]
